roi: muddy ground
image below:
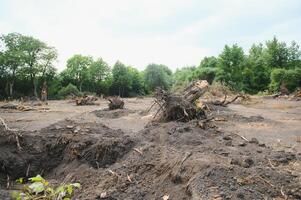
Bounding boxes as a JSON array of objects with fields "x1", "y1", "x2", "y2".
[{"x1": 0, "y1": 97, "x2": 301, "y2": 199}]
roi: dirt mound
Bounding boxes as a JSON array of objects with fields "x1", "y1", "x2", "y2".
[
  {"x1": 0, "y1": 112, "x2": 300, "y2": 199},
  {"x1": 94, "y1": 109, "x2": 136, "y2": 119},
  {"x1": 0, "y1": 120, "x2": 134, "y2": 188}
]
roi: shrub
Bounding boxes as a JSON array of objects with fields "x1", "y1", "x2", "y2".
[
  {"x1": 13, "y1": 175, "x2": 80, "y2": 200},
  {"x1": 57, "y1": 83, "x2": 82, "y2": 99},
  {"x1": 269, "y1": 68, "x2": 301, "y2": 93}
]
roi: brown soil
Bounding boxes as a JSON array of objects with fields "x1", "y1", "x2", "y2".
[{"x1": 0, "y1": 98, "x2": 301, "y2": 200}]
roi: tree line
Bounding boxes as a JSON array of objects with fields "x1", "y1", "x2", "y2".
[
  {"x1": 174, "y1": 37, "x2": 301, "y2": 94},
  {"x1": 0, "y1": 33, "x2": 300, "y2": 99}
]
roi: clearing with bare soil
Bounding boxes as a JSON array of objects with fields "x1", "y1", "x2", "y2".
[{"x1": 0, "y1": 97, "x2": 301, "y2": 199}]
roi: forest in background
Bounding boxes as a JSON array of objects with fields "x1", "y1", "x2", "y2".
[{"x1": 0, "y1": 32, "x2": 300, "y2": 99}]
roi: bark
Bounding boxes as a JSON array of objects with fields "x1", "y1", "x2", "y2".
[{"x1": 9, "y1": 82, "x2": 14, "y2": 97}]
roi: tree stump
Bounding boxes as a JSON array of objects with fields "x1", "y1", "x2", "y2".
[
  {"x1": 107, "y1": 97, "x2": 124, "y2": 110},
  {"x1": 153, "y1": 80, "x2": 209, "y2": 122}
]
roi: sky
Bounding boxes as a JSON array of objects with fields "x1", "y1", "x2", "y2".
[{"x1": 0, "y1": 0, "x2": 301, "y2": 71}]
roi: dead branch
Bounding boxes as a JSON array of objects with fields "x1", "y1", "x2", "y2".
[{"x1": 207, "y1": 94, "x2": 246, "y2": 107}]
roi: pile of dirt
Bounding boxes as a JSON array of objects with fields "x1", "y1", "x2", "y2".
[
  {"x1": 93, "y1": 109, "x2": 136, "y2": 119},
  {"x1": 1, "y1": 113, "x2": 300, "y2": 199},
  {"x1": 0, "y1": 120, "x2": 134, "y2": 190}
]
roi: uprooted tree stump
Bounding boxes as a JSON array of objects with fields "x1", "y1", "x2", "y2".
[
  {"x1": 152, "y1": 80, "x2": 209, "y2": 122},
  {"x1": 76, "y1": 96, "x2": 98, "y2": 106},
  {"x1": 107, "y1": 97, "x2": 124, "y2": 110}
]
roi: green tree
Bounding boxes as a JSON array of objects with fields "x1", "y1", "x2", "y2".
[
  {"x1": 0, "y1": 33, "x2": 24, "y2": 97},
  {"x1": 242, "y1": 43, "x2": 270, "y2": 93},
  {"x1": 88, "y1": 58, "x2": 110, "y2": 93},
  {"x1": 287, "y1": 41, "x2": 301, "y2": 68},
  {"x1": 144, "y1": 63, "x2": 172, "y2": 92},
  {"x1": 193, "y1": 67, "x2": 218, "y2": 84},
  {"x1": 198, "y1": 56, "x2": 218, "y2": 68},
  {"x1": 65, "y1": 55, "x2": 93, "y2": 92},
  {"x1": 264, "y1": 36, "x2": 289, "y2": 68},
  {"x1": 111, "y1": 61, "x2": 132, "y2": 97},
  {"x1": 127, "y1": 66, "x2": 144, "y2": 96},
  {"x1": 216, "y1": 44, "x2": 246, "y2": 90},
  {"x1": 19, "y1": 35, "x2": 49, "y2": 97}
]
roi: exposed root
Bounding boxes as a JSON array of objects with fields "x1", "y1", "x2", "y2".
[
  {"x1": 106, "y1": 96, "x2": 124, "y2": 110},
  {"x1": 0, "y1": 117, "x2": 23, "y2": 151},
  {"x1": 151, "y1": 80, "x2": 209, "y2": 122}
]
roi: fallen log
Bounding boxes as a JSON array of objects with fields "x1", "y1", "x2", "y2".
[{"x1": 76, "y1": 95, "x2": 98, "y2": 106}]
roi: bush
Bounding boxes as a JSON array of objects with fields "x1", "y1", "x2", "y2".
[
  {"x1": 269, "y1": 68, "x2": 301, "y2": 93},
  {"x1": 57, "y1": 83, "x2": 82, "y2": 99},
  {"x1": 13, "y1": 175, "x2": 80, "y2": 200}
]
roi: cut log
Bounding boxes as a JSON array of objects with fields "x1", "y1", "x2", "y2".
[
  {"x1": 76, "y1": 96, "x2": 98, "y2": 106},
  {"x1": 107, "y1": 97, "x2": 124, "y2": 110}
]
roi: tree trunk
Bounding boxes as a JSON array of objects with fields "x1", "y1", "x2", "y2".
[
  {"x1": 33, "y1": 81, "x2": 38, "y2": 97},
  {"x1": 79, "y1": 82, "x2": 82, "y2": 92},
  {"x1": 9, "y1": 82, "x2": 14, "y2": 97},
  {"x1": 31, "y1": 75, "x2": 37, "y2": 97}
]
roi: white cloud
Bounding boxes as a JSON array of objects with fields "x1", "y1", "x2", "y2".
[{"x1": 0, "y1": 0, "x2": 300, "y2": 71}]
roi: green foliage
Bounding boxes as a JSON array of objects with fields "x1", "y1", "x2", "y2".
[
  {"x1": 269, "y1": 68, "x2": 301, "y2": 92},
  {"x1": 198, "y1": 56, "x2": 218, "y2": 68},
  {"x1": 216, "y1": 44, "x2": 245, "y2": 91},
  {"x1": 1, "y1": 32, "x2": 301, "y2": 99},
  {"x1": 193, "y1": 67, "x2": 218, "y2": 84},
  {"x1": 64, "y1": 55, "x2": 93, "y2": 92},
  {"x1": 57, "y1": 83, "x2": 82, "y2": 98},
  {"x1": 111, "y1": 61, "x2": 132, "y2": 97},
  {"x1": 173, "y1": 66, "x2": 196, "y2": 88},
  {"x1": 143, "y1": 63, "x2": 172, "y2": 92},
  {"x1": 13, "y1": 175, "x2": 80, "y2": 200}
]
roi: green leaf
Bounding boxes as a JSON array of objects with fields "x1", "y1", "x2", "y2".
[
  {"x1": 16, "y1": 177, "x2": 24, "y2": 184},
  {"x1": 29, "y1": 175, "x2": 45, "y2": 183},
  {"x1": 28, "y1": 182, "x2": 45, "y2": 194},
  {"x1": 66, "y1": 185, "x2": 73, "y2": 195},
  {"x1": 63, "y1": 198, "x2": 71, "y2": 200}
]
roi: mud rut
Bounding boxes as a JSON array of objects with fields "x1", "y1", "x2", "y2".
[{"x1": 0, "y1": 108, "x2": 301, "y2": 200}]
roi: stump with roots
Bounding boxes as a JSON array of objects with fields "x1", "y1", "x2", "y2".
[
  {"x1": 107, "y1": 97, "x2": 124, "y2": 110},
  {"x1": 153, "y1": 80, "x2": 209, "y2": 122}
]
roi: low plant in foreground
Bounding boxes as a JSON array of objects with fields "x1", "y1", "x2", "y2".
[{"x1": 12, "y1": 175, "x2": 80, "y2": 200}]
